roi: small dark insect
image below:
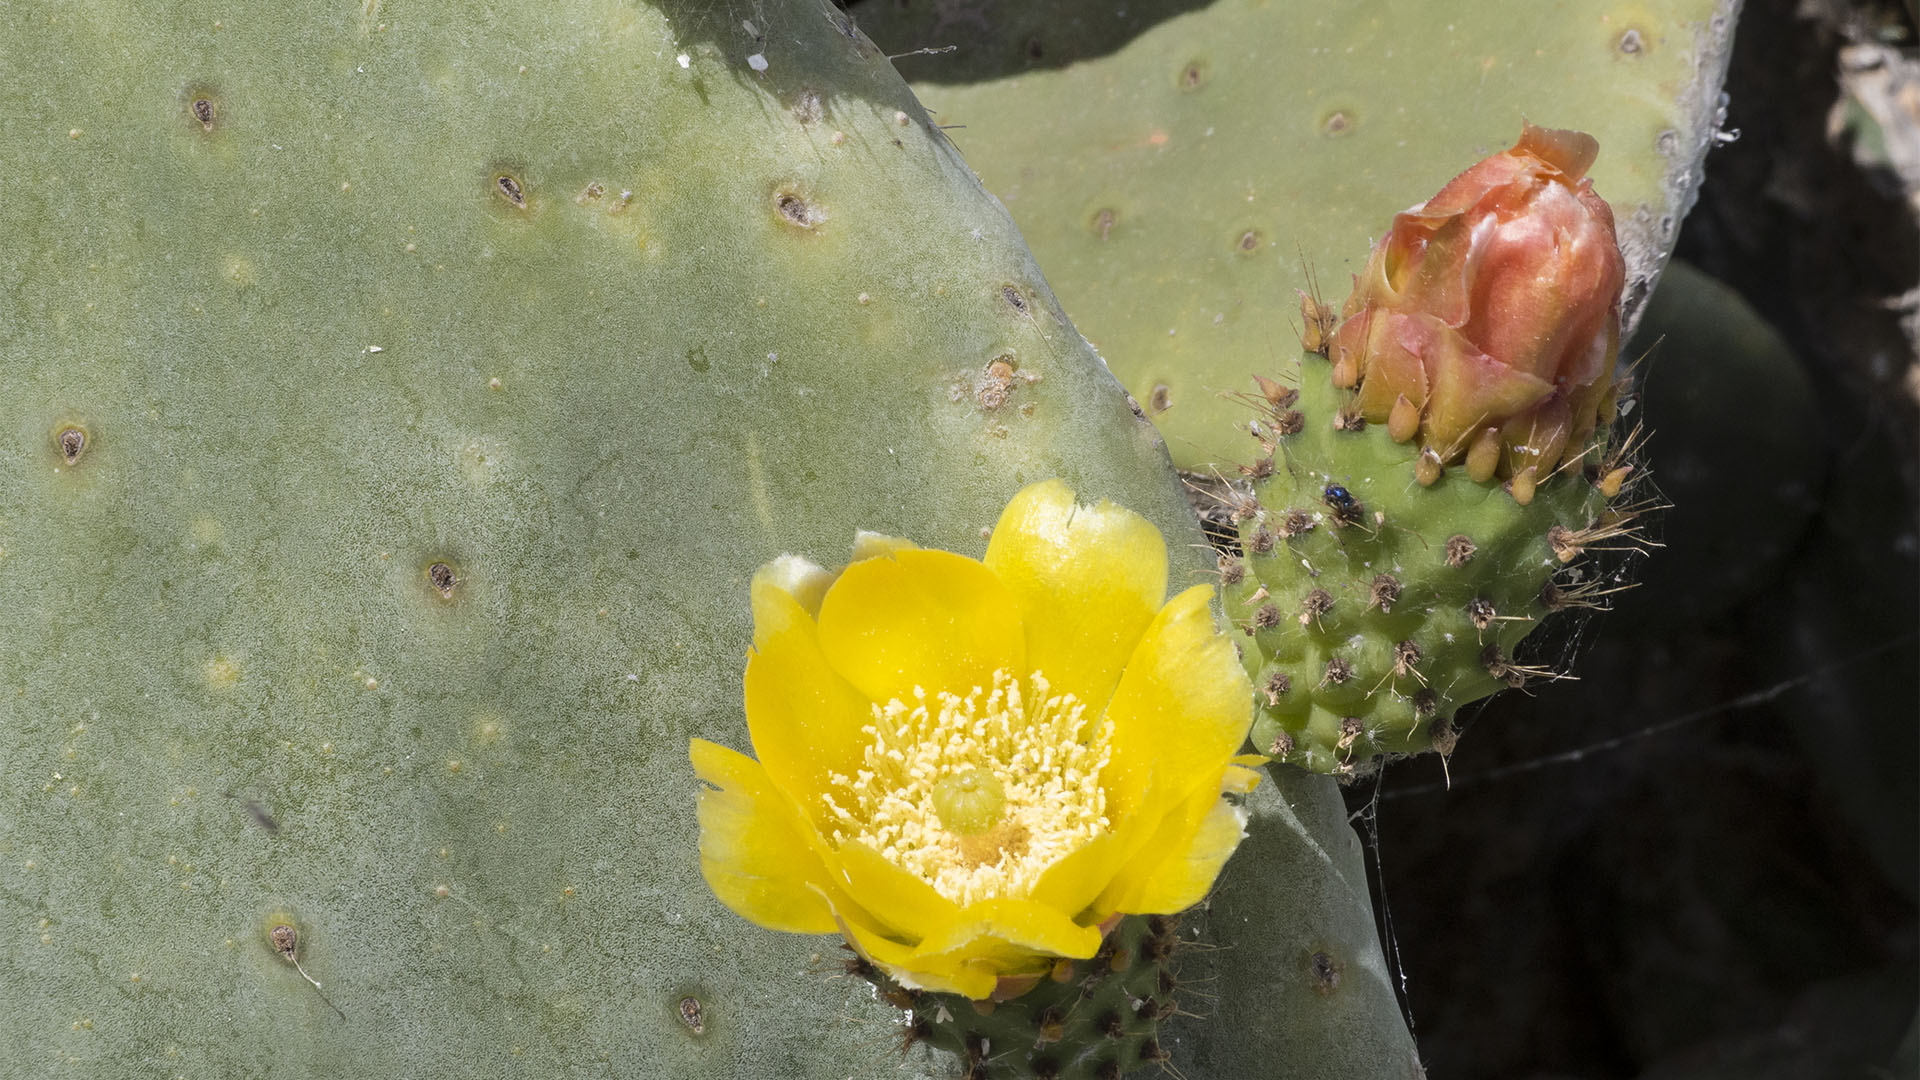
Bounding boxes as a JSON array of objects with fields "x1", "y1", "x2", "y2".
[
  {"x1": 223, "y1": 789, "x2": 280, "y2": 832},
  {"x1": 1322, "y1": 484, "x2": 1363, "y2": 526},
  {"x1": 242, "y1": 798, "x2": 280, "y2": 832}
]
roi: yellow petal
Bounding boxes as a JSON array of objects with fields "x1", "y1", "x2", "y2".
[
  {"x1": 1101, "y1": 584, "x2": 1253, "y2": 820},
  {"x1": 909, "y1": 896, "x2": 1103, "y2": 964},
  {"x1": 850, "y1": 530, "x2": 918, "y2": 562},
  {"x1": 1025, "y1": 831, "x2": 1123, "y2": 922},
  {"x1": 743, "y1": 582, "x2": 872, "y2": 828},
  {"x1": 690, "y1": 739, "x2": 840, "y2": 935},
  {"x1": 815, "y1": 549, "x2": 1026, "y2": 705},
  {"x1": 1056, "y1": 774, "x2": 1189, "y2": 925},
  {"x1": 875, "y1": 898, "x2": 1104, "y2": 1000},
  {"x1": 830, "y1": 898, "x2": 999, "y2": 998},
  {"x1": 1027, "y1": 769, "x2": 1210, "y2": 921},
  {"x1": 984, "y1": 479, "x2": 1169, "y2": 713},
  {"x1": 904, "y1": 941, "x2": 1059, "y2": 994},
  {"x1": 1223, "y1": 761, "x2": 1265, "y2": 793},
  {"x1": 830, "y1": 839, "x2": 963, "y2": 941},
  {"x1": 751, "y1": 555, "x2": 835, "y2": 626},
  {"x1": 1100, "y1": 786, "x2": 1248, "y2": 915}
]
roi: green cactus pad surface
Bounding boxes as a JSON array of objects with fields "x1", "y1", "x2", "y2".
[
  {"x1": 0, "y1": 1, "x2": 1416, "y2": 1076},
  {"x1": 856, "y1": 0, "x2": 1739, "y2": 469},
  {"x1": 1223, "y1": 350, "x2": 1625, "y2": 776},
  {"x1": 1199, "y1": 767, "x2": 1427, "y2": 1078}
]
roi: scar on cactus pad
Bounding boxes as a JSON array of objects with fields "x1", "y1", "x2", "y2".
[
  {"x1": 691, "y1": 479, "x2": 1259, "y2": 1076},
  {"x1": 262, "y1": 913, "x2": 343, "y2": 1019},
  {"x1": 1222, "y1": 124, "x2": 1658, "y2": 778}
]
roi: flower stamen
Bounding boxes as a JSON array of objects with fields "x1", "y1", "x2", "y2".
[{"x1": 826, "y1": 670, "x2": 1113, "y2": 907}]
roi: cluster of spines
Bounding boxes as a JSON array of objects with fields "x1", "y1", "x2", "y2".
[
  {"x1": 846, "y1": 915, "x2": 1189, "y2": 1079},
  {"x1": 1206, "y1": 293, "x2": 1657, "y2": 776}
]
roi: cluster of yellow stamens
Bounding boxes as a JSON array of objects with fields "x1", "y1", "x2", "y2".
[{"x1": 823, "y1": 669, "x2": 1113, "y2": 907}]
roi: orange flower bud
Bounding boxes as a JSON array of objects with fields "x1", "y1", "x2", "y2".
[{"x1": 1331, "y1": 123, "x2": 1625, "y2": 486}]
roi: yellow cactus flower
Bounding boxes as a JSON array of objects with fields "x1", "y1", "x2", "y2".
[{"x1": 691, "y1": 479, "x2": 1258, "y2": 1000}]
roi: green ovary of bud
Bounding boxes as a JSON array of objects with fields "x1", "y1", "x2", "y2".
[{"x1": 931, "y1": 768, "x2": 1007, "y2": 836}]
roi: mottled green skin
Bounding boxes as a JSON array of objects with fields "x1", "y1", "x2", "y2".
[
  {"x1": 1227, "y1": 353, "x2": 1611, "y2": 775},
  {"x1": 857, "y1": 0, "x2": 1740, "y2": 469},
  {"x1": 0, "y1": 2, "x2": 1414, "y2": 1077}
]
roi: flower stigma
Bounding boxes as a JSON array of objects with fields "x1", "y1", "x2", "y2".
[
  {"x1": 823, "y1": 669, "x2": 1113, "y2": 908},
  {"x1": 930, "y1": 768, "x2": 1006, "y2": 836}
]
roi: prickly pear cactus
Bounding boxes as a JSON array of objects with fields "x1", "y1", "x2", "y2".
[
  {"x1": 0, "y1": 1, "x2": 1415, "y2": 1077},
  {"x1": 856, "y1": 0, "x2": 1740, "y2": 469}
]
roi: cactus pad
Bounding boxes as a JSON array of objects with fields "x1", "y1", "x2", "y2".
[{"x1": 0, "y1": 0, "x2": 1418, "y2": 1075}]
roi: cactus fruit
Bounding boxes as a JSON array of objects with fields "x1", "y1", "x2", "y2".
[
  {"x1": 1223, "y1": 345, "x2": 1631, "y2": 774},
  {"x1": 856, "y1": 0, "x2": 1740, "y2": 470},
  {"x1": 1224, "y1": 128, "x2": 1647, "y2": 776},
  {"x1": 0, "y1": 1, "x2": 1417, "y2": 1075}
]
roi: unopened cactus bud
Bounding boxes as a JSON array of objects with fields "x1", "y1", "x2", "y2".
[
  {"x1": 1227, "y1": 125, "x2": 1651, "y2": 777},
  {"x1": 1331, "y1": 123, "x2": 1625, "y2": 498}
]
